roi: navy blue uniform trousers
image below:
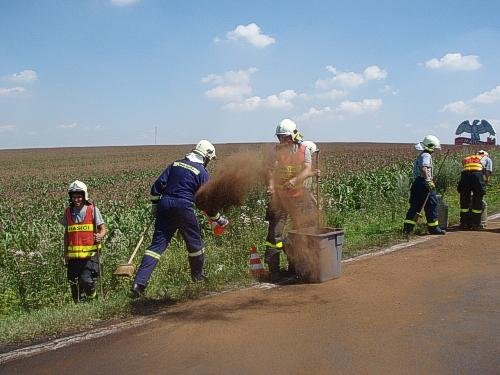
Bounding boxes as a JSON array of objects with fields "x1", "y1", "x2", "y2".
[
  {"x1": 134, "y1": 197, "x2": 204, "y2": 286},
  {"x1": 404, "y1": 177, "x2": 439, "y2": 227}
]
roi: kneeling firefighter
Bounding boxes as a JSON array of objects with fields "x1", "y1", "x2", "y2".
[
  {"x1": 61, "y1": 180, "x2": 107, "y2": 302},
  {"x1": 403, "y1": 135, "x2": 446, "y2": 235},
  {"x1": 131, "y1": 140, "x2": 229, "y2": 298}
]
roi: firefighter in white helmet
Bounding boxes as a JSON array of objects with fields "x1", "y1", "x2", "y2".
[
  {"x1": 131, "y1": 140, "x2": 229, "y2": 297},
  {"x1": 264, "y1": 119, "x2": 315, "y2": 282},
  {"x1": 403, "y1": 135, "x2": 445, "y2": 235},
  {"x1": 60, "y1": 180, "x2": 107, "y2": 302}
]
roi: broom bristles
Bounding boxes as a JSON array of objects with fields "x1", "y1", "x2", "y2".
[{"x1": 113, "y1": 264, "x2": 135, "y2": 277}]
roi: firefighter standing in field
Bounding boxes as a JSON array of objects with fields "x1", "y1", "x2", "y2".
[
  {"x1": 131, "y1": 140, "x2": 228, "y2": 297},
  {"x1": 403, "y1": 135, "x2": 446, "y2": 235},
  {"x1": 457, "y1": 150, "x2": 493, "y2": 229},
  {"x1": 265, "y1": 119, "x2": 316, "y2": 282},
  {"x1": 61, "y1": 180, "x2": 107, "y2": 302}
]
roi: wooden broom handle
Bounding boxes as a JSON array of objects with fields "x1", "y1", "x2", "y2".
[{"x1": 127, "y1": 219, "x2": 154, "y2": 264}]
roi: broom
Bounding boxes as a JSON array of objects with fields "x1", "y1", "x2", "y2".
[{"x1": 114, "y1": 219, "x2": 153, "y2": 277}]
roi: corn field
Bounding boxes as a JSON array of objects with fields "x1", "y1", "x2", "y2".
[{"x1": 0, "y1": 143, "x2": 496, "y2": 317}]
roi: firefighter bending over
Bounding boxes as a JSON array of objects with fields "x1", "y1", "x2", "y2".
[
  {"x1": 130, "y1": 140, "x2": 228, "y2": 298},
  {"x1": 457, "y1": 150, "x2": 492, "y2": 230}
]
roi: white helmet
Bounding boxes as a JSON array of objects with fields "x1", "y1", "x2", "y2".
[
  {"x1": 302, "y1": 141, "x2": 319, "y2": 154},
  {"x1": 275, "y1": 118, "x2": 297, "y2": 137},
  {"x1": 193, "y1": 140, "x2": 216, "y2": 161},
  {"x1": 415, "y1": 135, "x2": 441, "y2": 152},
  {"x1": 68, "y1": 180, "x2": 89, "y2": 201},
  {"x1": 478, "y1": 150, "x2": 489, "y2": 157}
]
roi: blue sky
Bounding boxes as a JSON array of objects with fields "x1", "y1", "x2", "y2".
[{"x1": 1, "y1": 0, "x2": 499, "y2": 149}]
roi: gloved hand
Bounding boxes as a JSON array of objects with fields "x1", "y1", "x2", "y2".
[
  {"x1": 425, "y1": 180, "x2": 436, "y2": 191},
  {"x1": 215, "y1": 215, "x2": 229, "y2": 228}
]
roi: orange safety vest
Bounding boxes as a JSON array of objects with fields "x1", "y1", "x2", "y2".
[
  {"x1": 65, "y1": 205, "x2": 101, "y2": 259},
  {"x1": 276, "y1": 143, "x2": 306, "y2": 197},
  {"x1": 462, "y1": 154, "x2": 483, "y2": 172}
]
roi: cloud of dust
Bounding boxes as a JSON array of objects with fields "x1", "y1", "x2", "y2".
[
  {"x1": 195, "y1": 151, "x2": 268, "y2": 216},
  {"x1": 195, "y1": 147, "x2": 336, "y2": 282},
  {"x1": 274, "y1": 192, "x2": 327, "y2": 279}
]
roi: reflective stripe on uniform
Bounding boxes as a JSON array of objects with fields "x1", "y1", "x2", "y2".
[
  {"x1": 67, "y1": 244, "x2": 100, "y2": 251},
  {"x1": 427, "y1": 221, "x2": 439, "y2": 227},
  {"x1": 471, "y1": 209, "x2": 482, "y2": 214},
  {"x1": 403, "y1": 219, "x2": 416, "y2": 225},
  {"x1": 144, "y1": 250, "x2": 161, "y2": 260},
  {"x1": 67, "y1": 251, "x2": 96, "y2": 259},
  {"x1": 188, "y1": 249, "x2": 204, "y2": 257},
  {"x1": 460, "y1": 208, "x2": 470, "y2": 213},
  {"x1": 173, "y1": 161, "x2": 200, "y2": 175},
  {"x1": 463, "y1": 165, "x2": 482, "y2": 171},
  {"x1": 462, "y1": 155, "x2": 483, "y2": 172},
  {"x1": 265, "y1": 241, "x2": 283, "y2": 249}
]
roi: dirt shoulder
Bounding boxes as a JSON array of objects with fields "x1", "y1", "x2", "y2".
[{"x1": 1, "y1": 217, "x2": 499, "y2": 375}]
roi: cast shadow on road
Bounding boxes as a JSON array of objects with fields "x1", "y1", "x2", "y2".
[
  {"x1": 130, "y1": 284, "x2": 330, "y2": 323},
  {"x1": 130, "y1": 297, "x2": 178, "y2": 316},
  {"x1": 441, "y1": 225, "x2": 500, "y2": 234},
  {"x1": 481, "y1": 227, "x2": 500, "y2": 234}
]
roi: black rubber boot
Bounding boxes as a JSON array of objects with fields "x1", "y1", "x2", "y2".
[
  {"x1": 459, "y1": 211, "x2": 471, "y2": 229},
  {"x1": 403, "y1": 223, "x2": 414, "y2": 235},
  {"x1": 428, "y1": 226, "x2": 446, "y2": 235},
  {"x1": 82, "y1": 281, "x2": 96, "y2": 301},
  {"x1": 191, "y1": 274, "x2": 208, "y2": 283},
  {"x1": 130, "y1": 283, "x2": 146, "y2": 298},
  {"x1": 188, "y1": 253, "x2": 206, "y2": 282}
]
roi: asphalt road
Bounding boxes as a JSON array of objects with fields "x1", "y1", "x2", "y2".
[{"x1": 2, "y1": 217, "x2": 499, "y2": 375}]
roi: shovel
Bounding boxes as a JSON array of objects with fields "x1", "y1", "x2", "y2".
[{"x1": 114, "y1": 220, "x2": 153, "y2": 277}]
